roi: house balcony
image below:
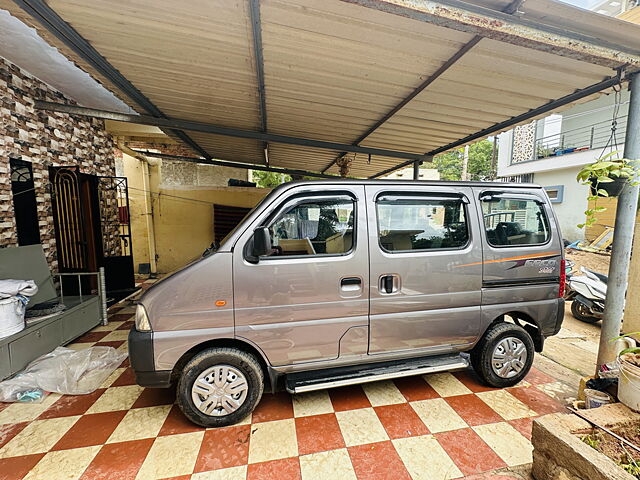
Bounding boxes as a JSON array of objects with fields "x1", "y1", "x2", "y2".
[{"x1": 498, "y1": 115, "x2": 627, "y2": 177}]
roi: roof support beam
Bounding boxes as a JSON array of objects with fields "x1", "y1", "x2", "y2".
[
  {"x1": 320, "y1": 0, "x2": 532, "y2": 174},
  {"x1": 35, "y1": 101, "x2": 430, "y2": 163},
  {"x1": 130, "y1": 150, "x2": 341, "y2": 179},
  {"x1": 249, "y1": 0, "x2": 269, "y2": 164},
  {"x1": 340, "y1": 0, "x2": 640, "y2": 68},
  {"x1": 12, "y1": 0, "x2": 211, "y2": 160},
  {"x1": 370, "y1": 73, "x2": 623, "y2": 178}
]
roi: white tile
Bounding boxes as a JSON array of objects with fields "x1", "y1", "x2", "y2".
[
  {"x1": 248, "y1": 419, "x2": 298, "y2": 464},
  {"x1": 300, "y1": 448, "x2": 357, "y2": 480},
  {"x1": 473, "y1": 422, "x2": 533, "y2": 466},
  {"x1": 410, "y1": 398, "x2": 467, "y2": 433},
  {"x1": 335, "y1": 408, "x2": 388, "y2": 446},
  {"x1": 23, "y1": 446, "x2": 101, "y2": 480},
  {"x1": 362, "y1": 381, "x2": 406, "y2": 406},
  {"x1": 423, "y1": 373, "x2": 472, "y2": 397},
  {"x1": 292, "y1": 391, "x2": 334, "y2": 417},
  {"x1": 393, "y1": 435, "x2": 462, "y2": 480},
  {"x1": 192, "y1": 465, "x2": 247, "y2": 480},
  {"x1": 0, "y1": 416, "x2": 80, "y2": 458},
  {"x1": 135, "y1": 431, "x2": 205, "y2": 480},
  {"x1": 476, "y1": 390, "x2": 536, "y2": 420}
]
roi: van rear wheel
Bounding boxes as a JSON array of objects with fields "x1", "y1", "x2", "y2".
[
  {"x1": 470, "y1": 323, "x2": 534, "y2": 388},
  {"x1": 177, "y1": 347, "x2": 264, "y2": 427}
]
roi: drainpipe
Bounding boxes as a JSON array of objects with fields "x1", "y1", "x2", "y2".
[
  {"x1": 596, "y1": 72, "x2": 640, "y2": 368},
  {"x1": 116, "y1": 138, "x2": 159, "y2": 276}
]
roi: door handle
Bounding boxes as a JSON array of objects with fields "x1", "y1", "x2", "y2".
[
  {"x1": 382, "y1": 275, "x2": 394, "y2": 294},
  {"x1": 341, "y1": 277, "x2": 362, "y2": 287}
]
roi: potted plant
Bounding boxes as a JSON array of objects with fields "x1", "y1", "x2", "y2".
[{"x1": 576, "y1": 152, "x2": 638, "y2": 229}]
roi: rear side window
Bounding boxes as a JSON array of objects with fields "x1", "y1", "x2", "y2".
[
  {"x1": 481, "y1": 196, "x2": 550, "y2": 247},
  {"x1": 376, "y1": 195, "x2": 469, "y2": 252}
]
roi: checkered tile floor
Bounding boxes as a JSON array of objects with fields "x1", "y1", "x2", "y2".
[{"x1": 0, "y1": 298, "x2": 568, "y2": 480}]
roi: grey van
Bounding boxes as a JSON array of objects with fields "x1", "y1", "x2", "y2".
[{"x1": 128, "y1": 180, "x2": 565, "y2": 427}]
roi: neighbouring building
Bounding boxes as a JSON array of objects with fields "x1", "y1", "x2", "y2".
[{"x1": 497, "y1": 89, "x2": 630, "y2": 242}]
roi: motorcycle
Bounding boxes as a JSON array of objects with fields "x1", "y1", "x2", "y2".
[{"x1": 564, "y1": 260, "x2": 607, "y2": 324}]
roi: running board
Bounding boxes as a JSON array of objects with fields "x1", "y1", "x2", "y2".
[{"x1": 285, "y1": 354, "x2": 469, "y2": 394}]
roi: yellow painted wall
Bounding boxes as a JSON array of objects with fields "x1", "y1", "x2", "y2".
[
  {"x1": 121, "y1": 153, "x2": 270, "y2": 273},
  {"x1": 152, "y1": 186, "x2": 268, "y2": 272},
  {"x1": 120, "y1": 153, "x2": 151, "y2": 267}
]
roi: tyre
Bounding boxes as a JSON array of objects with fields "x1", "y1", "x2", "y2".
[
  {"x1": 470, "y1": 323, "x2": 535, "y2": 388},
  {"x1": 571, "y1": 300, "x2": 601, "y2": 324},
  {"x1": 177, "y1": 347, "x2": 264, "y2": 428}
]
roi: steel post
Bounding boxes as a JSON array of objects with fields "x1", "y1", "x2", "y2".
[
  {"x1": 596, "y1": 72, "x2": 640, "y2": 368},
  {"x1": 413, "y1": 160, "x2": 420, "y2": 180}
]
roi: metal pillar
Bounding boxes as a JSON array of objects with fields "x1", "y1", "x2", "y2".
[
  {"x1": 413, "y1": 160, "x2": 421, "y2": 180},
  {"x1": 596, "y1": 72, "x2": 640, "y2": 368}
]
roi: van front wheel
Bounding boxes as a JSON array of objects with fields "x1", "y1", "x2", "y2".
[
  {"x1": 470, "y1": 323, "x2": 534, "y2": 388},
  {"x1": 177, "y1": 347, "x2": 264, "y2": 427}
]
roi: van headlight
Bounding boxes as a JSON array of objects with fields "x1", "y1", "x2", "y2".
[{"x1": 135, "y1": 304, "x2": 151, "y2": 332}]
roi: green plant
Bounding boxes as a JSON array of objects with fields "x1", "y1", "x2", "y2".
[
  {"x1": 582, "y1": 434, "x2": 600, "y2": 449},
  {"x1": 610, "y1": 332, "x2": 640, "y2": 357},
  {"x1": 576, "y1": 151, "x2": 638, "y2": 229}
]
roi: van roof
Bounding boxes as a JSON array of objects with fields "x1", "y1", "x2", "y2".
[{"x1": 278, "y1": 180, "x2": 541, "y2": 189}]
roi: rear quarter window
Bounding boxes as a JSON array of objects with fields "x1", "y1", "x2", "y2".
[{"x1": 481, "y1": 196, "x2": 550, "y2": 247}]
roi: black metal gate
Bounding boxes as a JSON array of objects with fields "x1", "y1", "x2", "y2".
[
  {"x1": 97, "y1": 176, "x2": 135, "y2": 299},
  {"x1": 50, "y1": 168, "x2": 135, "y2": 301}
]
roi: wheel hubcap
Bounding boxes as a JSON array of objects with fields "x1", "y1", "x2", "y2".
[
  {"x1": 191, "y1": 365, "x2": 248, "y2": 416},
  {"x1": 491, "y1": 337, "x2": 527, "y2": 379}
]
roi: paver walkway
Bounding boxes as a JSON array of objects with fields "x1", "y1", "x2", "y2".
[{"x1": 0, "y1": 281, "x2": 574, "y2": 480}]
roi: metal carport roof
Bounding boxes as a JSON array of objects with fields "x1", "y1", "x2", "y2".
[{"x1": 4, "y1": 0, "x2": 640, "y2": 178}]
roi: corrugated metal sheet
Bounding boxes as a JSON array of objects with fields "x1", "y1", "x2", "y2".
[{"x1": 5, "y1": 0, "x2": 640, "y2": 177}]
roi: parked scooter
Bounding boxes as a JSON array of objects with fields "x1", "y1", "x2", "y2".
[{"x1": 564, "y1": 260, "x2": 607, "y2": 324}]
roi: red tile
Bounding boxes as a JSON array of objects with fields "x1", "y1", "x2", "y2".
[
  {"x1": 108, "y1": 313, "x2": 134, "y2": 322},
  {"x1": 508, "y1": 386, "x2": 565, "y2": 416},
  {"x1": 453, "y1": 370, "x2": 498, "y2": 393},
  {"x1": 393, "y1": 376, "x2": 439, "y2": 402},
  {"x1": 295, "y1": 413, "x2": 345, "y2": 455},
  {"x1": 38, "y1": 389, "x2": 106, "y2": 419},
  {"x1": 0, "y1": 422, "x2": 28, "y2": 450},
  {"x1": 374, "y1": 404, "x2": 429, "y2": 439},
  {"x1": 247, "y1": 457, "x2": 301, "y2": 480},
  {"x1": 132, "y1": 387, "x2": 175, "y2": 408},
  {"x1": 73, "y1": 331, "x2": 110, "y2": 343},
  {"x1": 80, "y1": 438, "x2": 155, "y2": 480},
  {"x1": 120, "y1": 357, "x2": 131, "y2": 368},
  {"x1": 52, "y1": 411, "x2": 127, "y2": 450},
  {"x1": 445, "y1": 394, "x2": 503, "y2": 426},
  {"x1": 159, "y1": 405, "x2": 205, "y2": 436},
  {"x1": 329, "y1": 385, "x2": 371, "y2": 411},
  {"x1": 111, "y1": 368, "x2": 138, "y2": 387},
  {"x1": 525, "y1": 367, "x2": 556, "y2": 385},
  {"x1": 436, "y1": 428, "x2": 507, "y2": 476},
  {"x1": 251, "y1": 392, "x2": 293, "y2": 423},
  {"x1": 194, "y1": 425, "x2": 251, "y2": 472},
  {"x1": 107, "y1": 305, "x2": 124, "y2": 313},
  {"x1": 509, "y1": 417, "x2": 534, "y2": 441},
  {"x1": 348, "y1": 441, "x2": 412, "y2": 480},
  {"x1": 94, "y1": 340, "x2": 126, "y2": 349},
  {"x1": 0, "y1": 454, "x2": 44, "y2": 480},
  {"x1": 117, "y1": 321, "x2": 135, "y2": 331}
]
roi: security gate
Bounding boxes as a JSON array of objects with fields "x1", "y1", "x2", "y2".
[{"x1": 50, "y1": 167, "x2": 135, "y2": 301}]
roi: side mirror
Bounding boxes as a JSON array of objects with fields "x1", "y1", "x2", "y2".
[{"x1": 251, "y1": 227, "x2": 272, "y2": 259}]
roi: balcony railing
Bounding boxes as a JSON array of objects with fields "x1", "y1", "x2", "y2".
[{"x1": 531, "y1": 115, "x2": 627, "y2": 160}]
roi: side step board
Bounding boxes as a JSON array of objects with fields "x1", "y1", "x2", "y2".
[{"x1": 285, "y1": 354, "x2": 469, "y2": 394}]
